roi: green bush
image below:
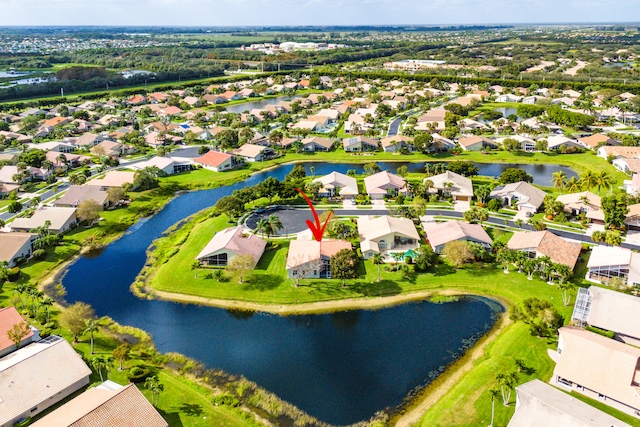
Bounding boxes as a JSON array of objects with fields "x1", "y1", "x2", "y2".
[
  {"x1": 127, "y1": 366, "x2": 151, "y2": 383},
  {"x1": 212, "y1": 394, "x2": 240, "y2": 407},
  {"x1": 32, "y1": 249, "x2": 46, "y2": 259},
  {"x1": 586, "y1": 325, "x2": 616, "y2": 339},
  {"x1": 7, "y1": 267, "x2": 20, "y2": 281}
]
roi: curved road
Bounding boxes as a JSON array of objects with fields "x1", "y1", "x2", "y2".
[{"x1": 387, "y1": 117, "x2": 402, "y2": 137}]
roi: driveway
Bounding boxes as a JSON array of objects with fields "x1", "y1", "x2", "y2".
[{"x1": 387, "y1": 118, "x2": 402, "y2": 137}]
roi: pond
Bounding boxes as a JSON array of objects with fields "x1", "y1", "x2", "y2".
[
  {"x1": 61, "y1": 162, "x2": 505, "y2": 424},
  {"x1": 225, "y1": 94, "x2": 301, "y2": 114}
]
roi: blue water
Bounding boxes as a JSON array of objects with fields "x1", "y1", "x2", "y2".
[
  {"x1": 60, "y1": 161, "x2": 517, "y2": 424},
  {"x1": 225, "y1": 95, "x2": 301, "y2": 114}
]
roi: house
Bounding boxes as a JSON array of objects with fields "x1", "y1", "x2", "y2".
[
  {"x1": 196, "y1": 226, "x2": 266, "y2": 267},
  {"x1": 286, "y1": 239, "x2": 352, "y2": 279},
  {"x1": 489, "y1": 181, "x2": 546, "y2": 214},
  {"x1": 597, "y1": 146, "x2": 640, "y2": 161},
  {"x1": 31, "y1": 380, "x2": 167, "y2": 427},
  {"x1": 312, "y1": 172, "x2": 359, "y2": 199},
  {"x1": 572, "y1": 286, "x2": 640, "y2": 347},
  {"x1": 342, "y1": 136, "x2": 378, "y2": 152},
  {"x1": 358, "y1": 215, "x2": 420, "y2": 259},
  {"x1": 0, "y1": 336, "x2": 91, "y2": 427},
  {"x1": 159, "y1": 106, "x2": 183, "y2": 117},
  {"x1": 415, "y1": 109, "x2": 446, "y2": 131},
  {"x1": 578, "y1": 133, "x2": 617, "y2": 150},
  {"x1": 431, "y1": 133, "x2": 456, "y2": 151},
  {"x1": 0, "y1": 306, "x2": 37, "y2": 357},
  {"x1": 10, "y1": 207, "x2": 77, "y2": 234},
  {"x1": 230, "y1": 143, "x2": 274, "y2": 162},
  {"x1": 300, "y1": 137, "x2": 334, "y2": 152},
  {"x1": 364, "y1": 171, "x2": 407, "y2": 199},
  {"x1": 30, "y1": 140, "x2": 76, "y2": 154},
  {"x1": 613, "y1": 157, "x2": 640, "y2": 175},
  {"x1": 135, "y1": 156, "x2": 189, "y2": 175},
  {"x1": 556, "y1": 191, "x2": 604, "y2": 223},
  {"x1": 423, "y1": 220, "x2": 492, "y2": 253},
  {"x1": 380, "y1": 135, "x2": 414, "y2": 153},
  {"x1": 624, "y1": 174, "x2": 640, "y2": 197},
  {"x1": 547, "y1": 135, "x2": 581, "y2": 151},
  {"x1": 507, "y1": 379, "x2": 632, "y2": 427},
  {"x1": 193, "y1": 151, "x2": 238, "y2": 172},
  {"x1": 551, "y1": 326, "x2": 640, "y2": 418},
  {"x1": 43, "y1": 116, "x2": 71, "y2": 127},
  {"x1": 72, "y1": 132, "x2": 106, "y2": 148},
  {"x1": 238, "y1": 88, "x2": 255, "y2": 98},
  {"x1": 495, "y1": 94, "x2": 522, "y2": 103},
  {"x1": 90, "y1": 140, "x2": 124, "y2": 157},
  {"x1": 202, "y1": 94, "x2": 227, "y2": 104},
  {"x1": 457, "y1": 135, "x2": 498, "y2": 151},
  {"x1": 425, "y1": 171, "x2": 474, "y2": 202},
  {"x1": 585, "y1": 245, "x2": 640, "y2": 287},
  {"x1": 495, "y1": 135, "x2": 536, "y2": 152},
  {"x1": 315, "y1": 109, "x2": 340, "y2": 122},
  {"x1": 625, "y1": 203, "x2": 640, "y2": 230},
  {"x1": 54, "y1": 185, "x2": 109, "y2": 208},
  {"x1": 293, "y1": 120, "x2": 322, "y2": 132},
  {"x1": 507, "y1": 231, "x2": 582, "y2": 269}
]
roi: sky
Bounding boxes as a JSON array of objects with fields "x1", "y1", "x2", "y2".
[{"x1": 1, "y1": 0, "x2": 639, "y2": 26}]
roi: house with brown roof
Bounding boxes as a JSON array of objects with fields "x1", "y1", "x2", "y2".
[
  {"x1": 90, "y1": 140, "x2": 125, "y2": 157},
  {"x1": 457, "y1": 135, "x2": 498, "y2": 151},
  {"x1": 507, "y1": 230, "x2": 582, "y2": 270},
  {"x1": 598, "y1": 145, "x2": 640, "y2": 160},
  {"x1": 300, "y1": 137, "x2": 334, "y2": 152},
  {"x1": 380, "y1": 135, "x2": 414, "y2": 153},
  {"x1": 159, "y1": 106, "x2": 183, "y2": 117},
  {"x1": 556, "y1": 191, "x2": 604, "y2": 223},
  {"x1": 423, "y1": 220, "x2": 492, "y2": 253},
  {"x1": 196, "y1": 226, "x2": 266, "y2": 267},
  {"x1": 613, "y1": 157, "x2": 640, "y2": 175},
  {"x1": 364, "y1": 171, "x2": 407, "y2": 199},
  {"x1": 0, "y1": 232, "x2": 38, "y2": 267},
  {"x1": 0, "y1": 306, "x2": 37, "y2": 357},
  {"x1": 86, "y1": 171, "x2": 135, "y2": 189},
  {"x1": 312, "y1": 171, "x2": 359, "y2": 199},
  {"x1": 286, "y1": 239, "x2": 352, "y2": 279},
  {"x1": 342, "y1": 136, "x2": 378, "y2": 152},
  {"x1": 551, "y1": 326, "x2": 640, "y2": 418},
  {"x1": 194, "y1": 151, "x2": 238, "y2": 172},
  {"x1": 507, "y1": 379, "x2": 632, "y2": 427},
  {"x1": 578, "y1": 133, "x2": 617, "y2": 150},
  {"x1": 0, "y1": 336, "x2": 91, "y2": 427},
  {"x1": 72, "y1": 132, "x2": 106, "y2": 148},
  {"x1": 43, "y1": 116, "x2": 71, "y2": 127},
  {"x1": 31, "y1": 380, "x2": 167, "y2": 427},
  {"x1": 54, "y1": 185, "x2": 109, "y2": 209},
  {"x1": 358, "y1": 215, "x2": 420, "y2": 259}
]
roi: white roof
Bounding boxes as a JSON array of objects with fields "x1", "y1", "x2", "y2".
[
  {"x1": 11, "y1": 206, "x2": 76, "y2": 231},
  {"x1": 358, "y1": 215, "x2": 420, "y2": 241},
  {"x1": 0, "y1": 336, "x2": 91, "y2": 426},
  {"x1": 131, "y1": 156, "x2": 175, "y2": 171},
  {"x1": 364, "y1": 171, "x2": 406, "y2": 194},
  {"x1": 426, "y1": 171, "x2": 474, "y2": 197},
  {"x1": 423, "y1": 220, "x2": 492, "y2": 249},
  {"x1": 508, "y1": 379, "x2": 632, "y2": 427},
  {"x1": 587, "y1": 286, "x2": 640, "y2": 341},
  {"x1": 86, "y1": 171, "x2": 135, "y2": 188},
  {"x1": 313, "y1": 172, "x2": 358, "y2": 196}
]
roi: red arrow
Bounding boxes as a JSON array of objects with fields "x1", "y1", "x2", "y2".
[{"x1": 295, "y1": 188, "x2": 332, "y2": 242}]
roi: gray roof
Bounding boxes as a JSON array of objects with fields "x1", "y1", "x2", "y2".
[
  {"x1": 54, "y1": 185, "x2": 108, "y2": 208},
  {"x1": 490, "y1": 181, "x2": 546, "y2": 209},
  {"x1": 508, "y1": 379, "x2": 632, "y2": 427}
]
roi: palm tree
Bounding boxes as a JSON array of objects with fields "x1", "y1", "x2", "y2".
[
  {"x1": 91, "y1": 355, "x2": 113, "y2": 382},
  {"x1": 594, "y1": 170, "x2": 613, "y2": 193},
  {"x1": 551, "y1": 171, "x2": 566, "y2": 192},
  {"x1": 579, "y1": 170, "x2": 597, "y2": 191},
  {"x1": 489, "y1": 388, "x2": 501, "y2": 427},
  {"x1": 268, "y1": 214, "x2": 283, "y2": 236},
  {"x1": 390, "y1": 252, "x2": 404, "y2": 270},
  {"x1": 84, "y1": 318, "x2": 100, "y2": 355},
  {"x1": 41, "y1": 297, "x2": 54, "y2": 324},
  {"x1": 372, "y1": 253, "x2": 384, "y2": 282},
  {"x1": 145, "y1": 375, "x2": 165, "y2": 407},
  {"x1": 190, "y1": 260, "x2": 200, "y2": 278},
  {"x1": 496, "y1": 371, "x2": 519, "y2": 406},
  {"x1": 255, "y1": 218, "x2": 272, "y2": 239},
  {"x1": 13, "y1": 283, "x2": 29, "y2": 310}
]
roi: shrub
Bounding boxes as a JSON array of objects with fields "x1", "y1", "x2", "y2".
[
  {"x1": 32, "y1": 249, "x2": 46, "y2": 259},
  {"x1": 7, "y1": 267, "x2": 20, "y2": 281},
  {"x1": 127, "y1": 366, "x2": 151, "y2": 383},
  {"x1": 212, "y1": 394, "x2": 240, "y2": 407}
]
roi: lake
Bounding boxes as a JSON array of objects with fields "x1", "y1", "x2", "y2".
[
  {"x1": 60, "y1": 162, "x2": 505, "y2": 424},
  {"x1": 225, "y1": 95, "x2": 301, "y2": 114}
]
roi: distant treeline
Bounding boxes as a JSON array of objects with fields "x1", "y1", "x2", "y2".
[
  {"x1": 56, "y1": 66, "x2": 107, "y2": 81},
  {"x1": 0, "y1": 67, "x2": 225, "y2": 103}
]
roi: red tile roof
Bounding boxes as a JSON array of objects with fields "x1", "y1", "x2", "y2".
[
  {"x1": 0, "y1": 306, "x2": 33, "y2": 351},
  {"x1": 194, "y1": 151, "x2": 233, "y2": 168}
]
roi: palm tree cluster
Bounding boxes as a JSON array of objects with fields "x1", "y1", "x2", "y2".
[
  {"x1": 553, "y1": 170, "x2": 613, "y2": 193},
  {"x1": 496, "y1": 249, "x2": 573, "y2": 284},
  {"x1": 254, "y1": 214, "x2": 283, "y2": 239},
  {"x1": 13, "y1": 283, "x2": 54, "y2": 322}
]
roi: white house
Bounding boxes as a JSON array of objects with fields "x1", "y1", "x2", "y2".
[
  {"x1": 364, "y1": 171, "x2": 407, "y2": 200},
  {"x1": 286, "y1": 239, "x2": 352, "y2": 279},
  {"x1": 423, "y1": 220, "x2": 492, "y2": 253},
  {"x1": 489, "y1": 181, "x2": 546, "y2": 214},
  {"x1": 312, "y1": 172, "x2": 359, "y2": 199},
  {"x1": 358, "y1": 215, "x2": 420, "y2": 259}
]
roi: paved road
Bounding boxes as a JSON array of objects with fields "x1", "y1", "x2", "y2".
[{"x1": 387, "y1": 118, "x2": 402, "y2": 137}]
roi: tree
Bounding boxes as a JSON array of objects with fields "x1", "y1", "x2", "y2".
[
  {"x1": 496, "y1": 371, "x2": 519, "y2": 406},
  {"x1": 396, "y1": 165, "x2": 408, "y2": 177},
  {"x1": 7, "y1": 200, "x2": 22, "y2": 214},
  {"x1": 414, "y1": 244, "x2": 438, "y2": 272},
  {"x1": 551, "y1": 171, "x2": 566, "y2": 192},
  {"x1": 489, "y1": 388, "x2": 501, "y2": 427},
  {"x1": 601, "y1": 195, "x2": 629, "y2": 229},
  {"x1": 364, "y1": 162, "x2": 381, "y2": 175},
  {"x1": 84, "y1": 318, "x2": 100, "y2": 354},
  {"x1": 499, "y1": 168, "x2": 533, "y2": 184},
  {"x1": 227, "y1": 254, "x2": 255, "y2": 284},
  {"x1": 106, "y1": 186, "x2": 125, "y2": 205},
  {"x1": 413, "y1": 132, "x2": 433, "y2": 153},
  {"x1": 558, "y1": 281, "x2": 576, "y2": 306},
  {"x1": 113, "y1": 343, "x2": 131, "y2": 370},
  {"x1": 330, "y1": 249, "x2": 359, "y2": 287},
  {"x1": 145, "y1": 375, "x2": 165, "y2": 407},
  {"x1": 268, "y1": 214, "x2": 283, "y2": 236},
  {"x1": 59, "y1": 302, "x2": 95, "y2": 343},
  {"x1": 475, "y1": 185, "x2": 491, "y2": 205},
  {"x1": 372, "y1": 253, "x2": 384, "y2": 282},
  {"x1": 594, "y1": 170, "x2": 613, "y2": 192},
  {"x1": 565, "y1": 177, "x2": 581, "y2": 193},
  {"x1": 40, "y1": 296, "x2": 54, "y2": 324},
  {"x1": 442, "y1": 240, "x2": 474, "y2": 268},
  {"x1": 133, "y1": 167, "x2": 163, "y2": 191},
  {"x1": 579, "y1": 170, "x2": 597, "y2": 191},
  {"x1": 7, "y1": 321, "x2": 30, "y2": 349},
  {"x1": 91, "y1": 354, "x2": 114, "y2": 382},
  {"x1": 77, "y1": 199, "x2": 102, "y2": 225},
  {"x1": 447, "y1": 161, "x2": 479, "y2": 177},
  {"x1": 216, "y1": 195, "x2": 245, "y2": 219}
]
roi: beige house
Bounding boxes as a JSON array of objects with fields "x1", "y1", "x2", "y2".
[
  {"x1": 342, "y1": 136, "x2": 378, "y2": 152},
  {"x1": 312, "y1": 172, "x2": 359, "y2": 199},
  {"x1": 194, "y1": 151, "x2": 238, "y2": 172},
  {"x1": 31, "y1": 381, "x2": 167, "y2": 427},
  {"x1": 196, "y1": 227, "x2": 266, "y2": 267},
  {"x1": 380, "y1": 135, "x2": 414, "y2": 153},
  {"x1": 551, "y1": 326, "x2": 640, "y2": 418},
  {"x1": 457, "y1": 135, "x2": 498, "y2": 151},
  {"x1": 286, "y1": 239, "x2": 352, "y2": 279},
  {"x1": 230, "y1": 143, "x2": 274, "y2": 162},
  {"x1": 300, "y1": 137, "x2": 334, "y2": 152},
  {"x1": 54, "y1": 185, "x2": 109, "y2": 208},
  {"x1": 424, "y1": 220, "x2": 492, "y2": 253},
  {"x1": 358, "y1": 215, "x2": 420, "y2": 259},
  {"x1": 0, "y1": 306, "x2": 37, "y2": 357},
  {"x1": 489, "y1": 181, "x2": 546, "y2": 214},
  {"x1": 578, "y1": 133, "x2": 617, "y2": 150},
  {"x1": 508, "y1": 379, "x2": 632, "y2": 427},
  {"x1": 425, "y1": 171, "x2": 474, "y2": 202},
  {"x1": 556, "y1": 191, "x2": 604, "y2": 223},
  {"x1": 10, "y1": 207, "x2": 77, "y2": 234},
  {"x1": 87, "y1": 171, "x2": 136, "y2": 189},
  {"x1": 507, "y1": 231, "x2": 582, "y2": 270},
  {"x1": 586, "y1": 245, "x2": 640, "y2": 287},
  {"x1": 364, "y1": 171, "x2": 407, "y2": 200},
  {"x1": 0, "y1": 336, "x2": 91, "y2": 427},
  {"x1": 0, "y1": 232, "x2": 38, "y2": 267}
]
